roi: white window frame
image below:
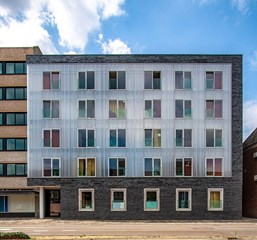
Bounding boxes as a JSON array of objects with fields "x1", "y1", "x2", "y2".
[
  {"x1": 42, "y1": 158, "x2": 61, "y2": 177},
  {"x1": 77, "y1": 158, "x2": 96, "y2": 177},
  {"x1": 42, "y1": 100, "x2": 60, "y2": 119},
  {"x1": 42, "y1": 129, "x2": 60, "y2": 148},
  {"x1": 77, "y1": 99, "x2": 95, "y2": 119},
  {"x1": 174, "y1": 71, "x2": 192, "y2": 90},
  {"x1": 144, "y1": 99, "x2": 162, "y2": 118},
  {"x1": 110, "y1": 188, "x2": 127, "y2": 211},
  {"x1": 205, "y1": 129, "x2": 223, "y2": 148},
  {"x1": 109, "y1": 129, "x2": 126, "y2": 148},
  {"x1": 175, "y1": 99, "x2": 192, "y2": 118},
  {"x1": 144, "y1": 188, "x2": 160, "y2": 211},
  {"x1": 78, "y1": 189, "x2": 94, "y2": 211},
  {"x1": 77, "y1": 71, "x2": 95, "y2": 90},
  {"x1": 43, "y1": 71, "x2": 60, "y2": 90},
  {"x1": 144, "y1": 71, "x2": 161, "y2": 90},
  {"x1": 77, "y1": 129, "x2": 95, "y2": 148},
  {"x1": 175, "y1": 129, "x2": 192, "y2": 148},
  {"x1": 205, "y1": 157, "x2": 223, "y2": 177},
  {"x1": 109, "y1": 99, "x2": 126, "y2": 119},
  {"x1": 205, "y1": 71, "x2": 222, "y2": 90},
  {"x1": 176, "y1": 188, "x2": 192, "y2": 211},
  {"x1": 109, "y1": 71, "x2": 126, "y2": 90},
  {"x1": 108, "y1": 157, "x2": 126, "y2": 177},
  {"x1": 174, "y1": 158, "x2": 193, "y2": 177},
  {"x1": 144, "y1": 129, "x2": 162, "y2": 148},
  {"x1": 143, "y1": 157, "x2": 162, "y2": 177},
  {"x1": 207, "y1": 188, "x2": 224, "y2": 211},
  {"x1": 205, "y1": 99, "x2": 223, "y2": 118}
]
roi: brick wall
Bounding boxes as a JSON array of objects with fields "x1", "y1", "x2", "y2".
[{"x1": 243, "y1": 144, "x2": 257, "y2": 217}]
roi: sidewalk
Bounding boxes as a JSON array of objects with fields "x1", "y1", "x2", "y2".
[{"x1": 0, "y1": 218, "x2": 257, "y2": 240}]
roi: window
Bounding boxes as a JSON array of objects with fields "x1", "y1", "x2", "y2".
[
  {"x1": 3, "y1": 62, "x2": 26, "y2": 74},
  {"x1": 144, "y1": 71, "x2": 161, "y2": 89},
  {"x1": 175, "y1": 158, "x2": 192, "y2": 176},
  {"x1": 0, "y1": 88, "x2": 27, "y2": 100},
  {"x1": 78, "y1": 100, "x2": 95, "y2": 118},
  {"x1": 0, "y1": 113, "x2": 27, "y2": 126},
  {"x1": 206, "y1": 129, "x2": 222, "y2": 147},
  {"x1": 176, "y1": 188, "x2": 192, "y2": 211},
  {"x1": 144, "y1": 129, "x2": 161, "y2": 147},
  {"x1": 43, "y1": 100, "x2": 59, "y2": 118},
  {"x1": 175, "y1": 100, "x2": 192, "y2": 118},
  {"x1": 78, "y1": 71, "x2": 95, "y2": 89},
  {"x1": 175, "y1": 129, "x2": 192, "y2": 147},
  {"x1": 111, "y1": 189, "x2": 126, "y2": 211},
  {"x1": 206, "y1": 158, "x2": 222, "y2": 176},
  {"x1": 78, "y1": 158, "x2": 95, "y2": 177},
  {"x1": 0, "y1": 163, "x2": 27, "y2": 176},
  {"x1": 0, "y1": 196, "x2": 8, "y2": 213},
  {"x1": 144, "y1": 188, "x2": 160, "y2": 211},
  {"x1": 144, "y1": 100, "x2": 161, "y2": 118},
  {"x1": 79, "y1": 189, "x2": 94, "y2": 211},
  {"x1": 43, "y1": 71, "x2": 60, "y2": 90},
  {"x1": 206, "y1": 100, "x2": 222, "y2": 118},
  {"x1": 144, "y1": 158, "x2": 161, "y2": 176},
  {"x1": 208, "y1": 188, "x2": 223, "y2": 211},
  {"x1": 0, "y1": 138, "x2": 27, "y2": 151},
  {"x1": 109, "y1": 158, "x2": 126, "y2": 176},
  {"x1": 109, "y1": 129, "x2": 126, "y2": 147},
  {"x1": 206, "y1": 71, "x2": 222, "y2": 90},
  {"x1": 109, "y1": 71, "x2": 125, "y2": 89},
  {"x1": 175, "y1": 71, "x2": 192, "y2": 89},
  {"x1": 78, "y1": 129, "x2": 95, "y2": 147},
  {"x1": 43, "y1": 129, "x2": 60, "y2": 148},
  {"x1": 109, "y1": 100, "x2": 126, "y2": 118},
  {"x1": 43, "y1": 158, "x2": 60, "y2": 177}
]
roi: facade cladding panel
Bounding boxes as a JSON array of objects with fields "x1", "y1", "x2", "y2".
[{"x1": 27, "y1": 55, "x2": 242, "y2": 220}]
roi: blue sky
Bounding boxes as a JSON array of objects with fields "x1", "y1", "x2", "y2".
[{"x1": 0, "y1": 0, "x2": 256, "y2": 140}]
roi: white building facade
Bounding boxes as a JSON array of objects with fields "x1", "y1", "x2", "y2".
[{"x1": 27, "y1": 55, "x2": 242, "y2": 220}]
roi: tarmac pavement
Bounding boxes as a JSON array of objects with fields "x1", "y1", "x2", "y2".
[{"x1": 0, "y1": 218, "x2": 257, "y2": 240}]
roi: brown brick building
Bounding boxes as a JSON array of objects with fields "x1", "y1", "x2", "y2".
[
  {"x1": 0, "y1": 47, "x2": 42, "y2": 217},
  {"x1": 243, "y1": 128, "x2": 257, "y2": 218}
]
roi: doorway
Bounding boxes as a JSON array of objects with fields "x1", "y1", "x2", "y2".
[{"x1": 45, "y1": 190, "x2": 60, "y2": 217}]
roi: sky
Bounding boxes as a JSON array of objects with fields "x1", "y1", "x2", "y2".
[{"x1": 0, "y1": 0, "x2": 256, "y2": 140}]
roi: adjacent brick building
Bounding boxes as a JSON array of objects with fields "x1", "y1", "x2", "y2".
[
  {"x1": 243, "y1": 128, "x2": 257, "y2": 218},
  {"x1": 0, "y1": 47, "x2": 42, "y2": 217},
  {"x1": 26, "y1": 54, "x2": 242, "y2": 220}
]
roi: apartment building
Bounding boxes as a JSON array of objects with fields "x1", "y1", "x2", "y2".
[
  {"x1": 243, "y1": 128, "x2": 257, "y2": 218},
  {"x1": 27, "y1": 54, "x2": 242, "y2": 219},
  {"x1": 0, "y1": 47, "x2": 42, "y2": 217}
]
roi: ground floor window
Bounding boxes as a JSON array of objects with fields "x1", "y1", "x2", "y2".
[
  {"x1": 176, "y1": 188, "x2": 192, "y2": 211},
  {"x1": 208, "y1": 188, "x2": 223, "y2": 211},
  {"x1": 144, "y1": 188, "x2": 160, "y2": 211},
  {"x1": 111, "y1": 189, "x2": 126, "y2": 211},
  {"x1": 79, "y1": 189, "x2": 94, "y2": 211},
  {"x1": 0, "y1": 196, "x2": 8, "y2": 212}
]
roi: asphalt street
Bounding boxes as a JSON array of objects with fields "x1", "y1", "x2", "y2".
[{"x1": 1, "y1": 218, "x2": 257, "y2": 240}]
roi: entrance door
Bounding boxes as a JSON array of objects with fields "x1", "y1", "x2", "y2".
[{"x1": 45, "y1": 190, "x2": 60, "y2": 217}]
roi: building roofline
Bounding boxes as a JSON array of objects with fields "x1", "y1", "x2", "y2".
[{"x1": 26, "y1": 54, "x2": 242, "y2": 64}]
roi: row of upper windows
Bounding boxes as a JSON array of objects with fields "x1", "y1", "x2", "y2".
[
  {"x1": 0, "y1": 163, "x2": 27, "y2": 177},
  {"x1": 0, "y1": 88, "x2": 27, "y2": 100},
  {"x1": 42, "y1": 70, "x2": 223, "y2": 91},
  {"x1": 0, "y1": 62, "x2": 26, "y2": 75},
  {"x1": 0, "y1": 113, "x2": 27, "y2": 126},
  {"x1": 0, "y1": 138, "x2": 27, "y2": 151},
  {"x1": 42, "y1": 157, "x2": 223, "y2": 178},
  {"x1": 42, "y1": 99, "x2": 223, "y2": 119},
  {"x1": 41, "y1": 128, "x2": 224, "y2": 148},
  {"x1": 78, "y1": 188, "x2": 224, "y2": 212}
]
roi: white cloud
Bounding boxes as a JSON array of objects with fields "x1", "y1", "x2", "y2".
[
  {"x1": 243, "y1": 101, "x2": 257, "y2": 140},
  {"x1": 249, "y1": 51, "x2": 257, "y2": 71},
  {"x1": 231, "y1": 0, "x2": 254, "y2": 14},
  {"x1": 192, "y1": 0, "x2": 216, "y2": 5},
  {"x1": 0, "y1": 0, "x2": 125, "y2": 53},
  {"x1": 98, "y1": 34, "x2": 131, "y2": 54}
]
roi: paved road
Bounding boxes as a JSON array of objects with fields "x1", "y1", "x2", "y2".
[{"x1": 1, "y1": 219, "x2": 257, "y2": 239}]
